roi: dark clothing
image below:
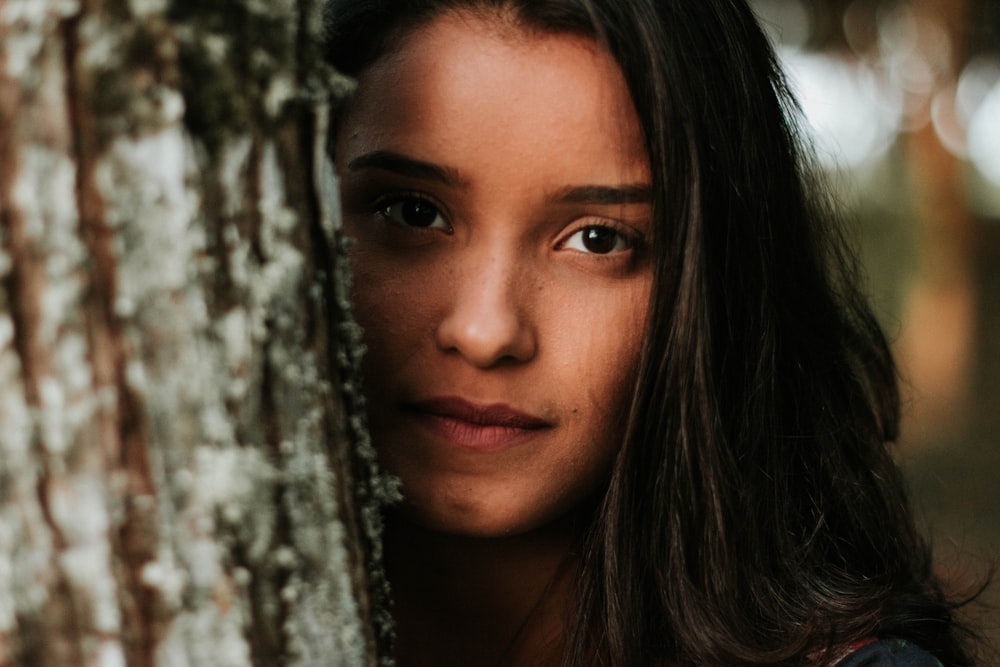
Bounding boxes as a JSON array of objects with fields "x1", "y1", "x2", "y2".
[{"x1": 838, "y1": 639, "x2": 943, "y2": 666}]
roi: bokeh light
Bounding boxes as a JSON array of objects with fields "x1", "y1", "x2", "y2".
[
  {"x1": 758, "y1": 0, "x2": 1000, "y2": 212},
  {"x1": 781, "y1": 49, "x2": 902, "y2": 168},
  {"x1": 966, "y1": 74, "x2": 1000, "y2": 187}
]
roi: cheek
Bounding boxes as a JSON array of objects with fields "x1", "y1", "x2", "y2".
[
  {"x1": 548, "y1": 283, "x2": 649, "y2": 447},
  {"x1": 558, "y1": 287, "x2": 648, "y2": 394},
  {"x1": 579, "y1": 339, "x2": 642, "y2": 453},
  {"x1": 348, "y1": 250, "x2": 436, "y2": 367}
]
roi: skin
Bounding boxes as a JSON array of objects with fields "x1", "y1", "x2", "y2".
[{"x1": 335, "y1": 10, "x2": 652, "y2": 665}]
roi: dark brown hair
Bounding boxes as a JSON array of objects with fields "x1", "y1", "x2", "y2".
[{"x1": 325, "y1": 1, "x2": 980, "y2": 664}]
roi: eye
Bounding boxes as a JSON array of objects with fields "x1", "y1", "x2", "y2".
[
  {"x1": 563, "y1": 225, "x2": 631, "y2": 255},
  {"x1": 379, "y1": 195, "x2": 449, "y2": 230}
]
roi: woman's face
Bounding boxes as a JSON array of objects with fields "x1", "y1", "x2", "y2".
[{"x1": 336, "y1": 11, "x2": 653, "y2": 537}]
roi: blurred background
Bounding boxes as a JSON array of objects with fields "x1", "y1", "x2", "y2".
[{"x1": 749, "y1": 0, "x2": 999, "y2": 654}]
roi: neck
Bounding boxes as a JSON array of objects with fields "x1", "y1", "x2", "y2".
[{"x1": 386, "y1": 509, "x2": 584, "y2": 666}]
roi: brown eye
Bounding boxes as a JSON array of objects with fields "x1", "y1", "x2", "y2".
[
  {"x1": 565, "y1": 225, "x2": 630, "y2": 255},
  {"x1": 381, "y1": 197, "x2": 447, "y2": 229}
]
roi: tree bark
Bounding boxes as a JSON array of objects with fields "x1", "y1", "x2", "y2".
[{"x1": 0, "y1": 0, "x2": 394, "y2": 665}]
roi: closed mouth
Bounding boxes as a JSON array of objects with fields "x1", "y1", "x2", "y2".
[
  {"x1": 401, "y1": 396, "x2": 552, "y2": 451},
  {"x1": 406, "y1": 396, "x2": 552, "y2": 430}
]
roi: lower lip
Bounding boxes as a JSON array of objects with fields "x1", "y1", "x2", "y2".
[{"x1": 408, "y1": 411, "x2": 545, "y2": 451}]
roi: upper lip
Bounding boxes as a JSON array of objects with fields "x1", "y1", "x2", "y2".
[{"x1": 406, "y1": 396, "x2": 552, "y2": 430}]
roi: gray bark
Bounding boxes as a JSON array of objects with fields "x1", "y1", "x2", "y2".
[{"x1": 0, "y1": 0, "x2": 395, "y2": 665}]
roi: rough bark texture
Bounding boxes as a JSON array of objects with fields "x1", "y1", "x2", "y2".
[{"x1": 0, "y1": 0, "x2": 396, "y2": 665}]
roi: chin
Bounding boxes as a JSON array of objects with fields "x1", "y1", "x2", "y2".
[
  {"x1": 395, "y1": 486, "x2": 592, "y2": 540},
  {"x1": 396, "y1": 500, "x2": 522, "y2": 538}
]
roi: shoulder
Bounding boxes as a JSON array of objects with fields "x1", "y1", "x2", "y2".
[{"x1": 836, "y1": 639, "x2": 944, "y2": 667}]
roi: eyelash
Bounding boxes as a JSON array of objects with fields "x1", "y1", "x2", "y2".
[
  {"x1": 559, "y1": 220, "x2": 644, "y2": 257},
  {"x1": 371, "y1": 191, "x2": 452, "y2": 231}
]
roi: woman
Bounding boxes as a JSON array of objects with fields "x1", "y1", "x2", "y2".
[{"x1": 325, "y1": 0, "x2": 979, "y2": 664}]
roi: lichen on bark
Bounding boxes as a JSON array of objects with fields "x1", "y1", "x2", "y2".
[{"x1": 0, "y1": 0, "x2": 393, "y2": 665}]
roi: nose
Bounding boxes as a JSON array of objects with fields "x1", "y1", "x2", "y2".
[{"x1": 434, "y1": 254, "x2": 537, "y2": 368}]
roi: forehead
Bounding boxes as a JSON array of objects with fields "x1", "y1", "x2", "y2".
[{"x1": 336, "y1": 10, "x2": 649, "y2": 184}]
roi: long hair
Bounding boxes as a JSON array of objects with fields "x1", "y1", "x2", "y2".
[{"x1": 324, "y1": 1, "x2": 978, "y2": 664}]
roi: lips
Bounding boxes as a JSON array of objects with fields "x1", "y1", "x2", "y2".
[{"x1": 404, "y1": 396, "x2": 552, "y2": 451}]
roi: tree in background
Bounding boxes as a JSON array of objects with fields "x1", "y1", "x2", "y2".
[{"x1": 0, "y1": 1, "x2": 395, "y2": 665}]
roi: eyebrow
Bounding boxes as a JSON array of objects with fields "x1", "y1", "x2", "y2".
[
  {"x1": 346, "y1": 150, "x2": 652, "y2": 205},
  {"x1": 552, "y1": 183, "x2": 653, "y2": 206},
  {"x1": 346, "y1": 151, "x2": 465, "y2": 187}
]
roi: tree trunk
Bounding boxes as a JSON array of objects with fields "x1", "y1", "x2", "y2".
[{"x1": 0, "y1": 1, "x2": 395, "y2": 665}]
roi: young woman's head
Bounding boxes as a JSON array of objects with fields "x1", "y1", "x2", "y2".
[
  {"x1": 332, "y1": 8, "x2": 651, "y2": 537},
  {"x1": 326, "y1": 1, "x2": 974, "y2": 664}
]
